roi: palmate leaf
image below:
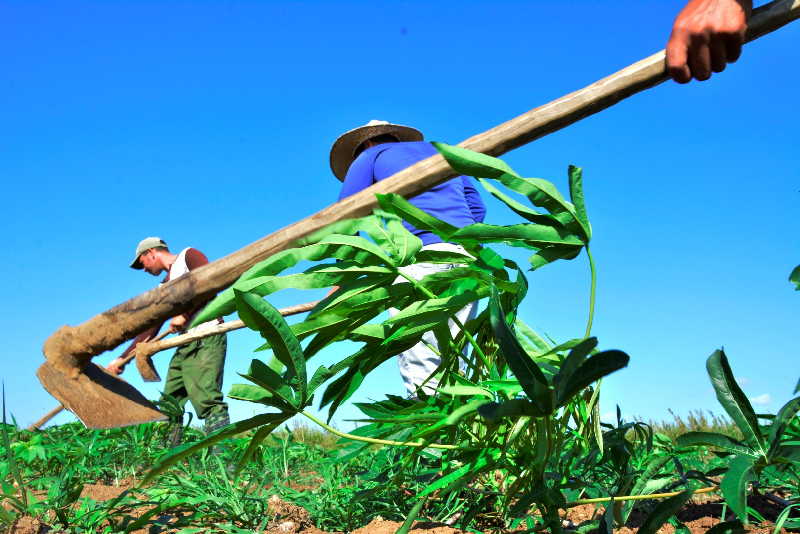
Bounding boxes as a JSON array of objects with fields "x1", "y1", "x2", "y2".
[
  {"x1": 720, "y1": 455, "x2": 757, "y2": 522},
  {"x1": 789, "y1": 264, "x2": 800, "y2": 291},
  {"x1": 706, "y1": 350, "x2": 766, "y2": 454},
  {"x1": 434, "y1": 142, "x2": 589, "y2": 241},
  {"x1": 477, "y1": 178, "x2": 566, "y2": 228},
  {"x1": 553, "y1": 337, "x2": 597, "y2": 394},
  {"x1": 235, "y1": 290, "x2": 307, "y2": 404},
  {"x1": 238, "y1": 359, "x2": 296, "y2": 410},
  {"x1": 568, "y1": 165, "x2": 592, "y2": 240},
  {"x1": 362, "y1": 210, "x2": 423, "y2": 265},
  {"x1": 432, "y1": 142, "x2": 520, "y2": 179},
  {"x1": 376, "y1": 193, "x2": 459, "y2": 242},
  {"x1": 555, "y1": 349, "x2": 629, "y2": 407},
  {"x1": 192, "y1": 230, "x2": 402, "y2": 325},
  {"x1": 488, "y1": 287, "x2": 554, "y2": 414},
  {"x1": 529, "y1": 245, "x2": 583, "y2": 271},
  {"x1": 450, "y1": 223, "x2": 584, "y2": 250}
]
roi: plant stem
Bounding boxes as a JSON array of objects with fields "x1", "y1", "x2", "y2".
[
  {"x1": 584, "y1": 245, "x2": 596, "y2": 338},
  {"x1": 566, "y1": 485, "x2": 718, "y2": 507},
  {"x1": 299, "y1": 411, "x2": 459, "y2": 450}
]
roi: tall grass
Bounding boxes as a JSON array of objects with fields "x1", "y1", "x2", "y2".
[{"x1": 649, "y1": 409, "x2": 741, "y2": 441}]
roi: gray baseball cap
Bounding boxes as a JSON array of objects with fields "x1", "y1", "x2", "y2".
[{"x1": 130, "y1": 237, "x2": 168, "y2": 269}]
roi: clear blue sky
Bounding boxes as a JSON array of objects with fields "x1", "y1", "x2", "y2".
[{"x1": 2, "y1": 1, "x2": 797, "y2": 431}]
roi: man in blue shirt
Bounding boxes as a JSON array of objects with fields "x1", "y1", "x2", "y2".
[{"x1": 329, "y1": 120, "x2": 487, "y2": 397}]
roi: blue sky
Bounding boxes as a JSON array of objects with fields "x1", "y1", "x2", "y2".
[{"x1": 2, "y1": 1, "x2": 798, "y2": 431}]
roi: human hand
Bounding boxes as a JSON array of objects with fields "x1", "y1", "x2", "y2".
[
  {"x1": 666, "y1": 0, "x2": 751, "y2": 83},
  {"x1": 169, "y1": 315, "x2": 188, "y2": 333},
  {"x1": 106, "y1": 357, "x2": 127, "y2": 376}
]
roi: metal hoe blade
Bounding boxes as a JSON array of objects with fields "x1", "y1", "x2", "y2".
[{"x1": 36, "y1": 361, "x2": 166, "y2": 429}]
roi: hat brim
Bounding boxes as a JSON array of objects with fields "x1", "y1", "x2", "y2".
[
  {"x1": 329, "y1": 123, "x2": 423, "y2": 181},
  {"x1": 130, "y1": 255, "x2": 144, "y2": 269}
]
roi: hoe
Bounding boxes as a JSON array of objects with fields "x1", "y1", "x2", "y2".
[{"x1": 36, "y1": 0, "x2": 800, "y2": 429}]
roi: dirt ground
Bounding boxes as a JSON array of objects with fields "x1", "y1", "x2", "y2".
[{"x1": 6, "y1": 483, "x2": 794, "y2": 534}]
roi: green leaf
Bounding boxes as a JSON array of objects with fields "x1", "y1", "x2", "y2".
[
  {"x1": 636, "y1": 490, "x2": 692, "y2": 534},
  {"x1": 488, "y1": 288, "x2": 553, "y2": 414},
  {"x1": 232, "y1": 420, "x2": 284, "y2": 477},
  {"x1": 432, "y1": 142, "x2": 520, "y2": 179},
  {"x1": 477, "y1": 178, "x2": 565, "y2": 227},
  {"x1": 514, "y1": 319, "x2": 552, "y2": 355},
  {"x1": 720, "y1": 455, "x2": 756, "y2": 522},
  {"x1": 706, "y1": 350, "x2": 766, "y2": 454},
  {"x1": 676, "y1": 431, "x2": 757, "y2": 457},
  {"x1": 238, "y1": 360, "x2": 295, "y2": 410},
  {"x1": 553, "y1": 337, "x2": 597, "y2": 393},
  {"x1": 620, "y1": 455, "x2": 672, "y2": 524},
  {"x1": 529, "y1": 244, "x2": 583, "y2": 271},
  {"x1": 705, "y1": 520, "x2": 745, "y2": 534},
  {"x1": 555, "y1": 350, "x2": 629, "y2": 407},
  {"x1": 141, "y1": 413, "x2": 288, "y2": 484},
  {"x1": 192, "y1": 229, "x2": 400, "y2": 324},
  {"x1": 789, "y1": 264, "x2": 800, "y2": 291},
  {"x1": 418, "y1": 451, "x2": 494, "y2": 498},
  {"x1": 363, "y1": 210, "x2": 423, "y2": 265},
  {"x1": 767, "y1": 396, "x2": 800, "y2": 454},
  {"x1": 235, "y1": 290, "x2": 307, "y2": 404},
  {"x1": 228, "y1": 384, "x2": 275, "y2": 405},
  {"x1": 450, "y1": 223, "x2": 584, "y2": 250},
  {"x1": 567, "y1": 165, "x2": 592, "y2": 240},
  {"x1": 376, "y1": 193, "x2": 459, "y2": 241}
]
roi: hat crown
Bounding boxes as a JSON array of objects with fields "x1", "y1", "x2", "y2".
[{"x1": 329, "y1": 120, "x2": 424, "y2": 181}]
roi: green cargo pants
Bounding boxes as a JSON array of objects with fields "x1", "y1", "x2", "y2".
[{"x1": 162, "y1": 332, "x2": 229, "y2": 424}]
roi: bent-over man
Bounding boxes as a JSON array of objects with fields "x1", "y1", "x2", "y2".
[{"x1": 108, "y1": 237, "x2": 230, "y2": 445}]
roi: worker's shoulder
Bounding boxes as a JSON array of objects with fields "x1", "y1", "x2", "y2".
[{"x1": 371, "y1": 141, "x2": 436, "y2": 163}]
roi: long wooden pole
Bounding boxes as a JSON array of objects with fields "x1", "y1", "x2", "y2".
[{"x1": 40, "y1": 0, "x2": 800, "y2": 379}]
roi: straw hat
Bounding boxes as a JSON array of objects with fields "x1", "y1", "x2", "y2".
[{"x1": 329, "y1": 120, "x2": 423, "y2": 181}]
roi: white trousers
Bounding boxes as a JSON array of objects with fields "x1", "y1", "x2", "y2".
[{"x1": 388, "y1": 243, "x2": 478, "y2": 397}]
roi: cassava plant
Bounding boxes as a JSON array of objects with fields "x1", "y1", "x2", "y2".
[
  {"x1": 142, "y1": 144, "x2": 632, "y2": 531},
  {"x1": 677, "y1": 350, "x2": 800, "y2": 523}
]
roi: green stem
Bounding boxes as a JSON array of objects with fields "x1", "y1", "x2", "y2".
[
  {"x1": 566, "y1": 485, "x2": 718, "y2": 507},
  {"x1": 299, "y1": 411, "x2": 459, "y2": 450},
  {"x1": 397, "y1": 270, "x2": 491, "y2": 369},
  {"x1": 584, "y1": 245, "x2": 596, "y2": 338}
]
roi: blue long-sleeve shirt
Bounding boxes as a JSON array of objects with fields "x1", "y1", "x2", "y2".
[{"x1": 338, "y1": 141, "x2": 487, "y2": 245}]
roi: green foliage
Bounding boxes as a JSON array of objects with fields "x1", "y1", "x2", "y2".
[
  {"x1": 14, "y1": 147, "x2": 797, "y2": 532},
  {"x1": 676, "y1": 350, "x2": 800, "y2": 523},
  {"x1": 789, "y1": 264, "x2": 800, "y2": 291}
]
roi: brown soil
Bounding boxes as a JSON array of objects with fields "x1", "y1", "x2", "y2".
[{"x1": 6, "y1": 487, "x2": 794, "y2": 534}]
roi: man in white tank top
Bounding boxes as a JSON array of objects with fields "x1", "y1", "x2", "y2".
[{"x1": 107, "y1": 237, "x2": 230, "y2": 446}]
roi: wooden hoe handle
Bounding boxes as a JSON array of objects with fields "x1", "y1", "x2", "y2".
[{"x1": 39, "y1": 0, "x2": 800, "y2": 382}]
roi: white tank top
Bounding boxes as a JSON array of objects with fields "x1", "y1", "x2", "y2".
[{"x1": 166, "y1": 248, "x2": 221, "y2": 334}]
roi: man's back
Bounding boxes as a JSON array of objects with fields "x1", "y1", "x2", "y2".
[{"x1": 339, "y1": 141, "x2": 486, "y2": 245}]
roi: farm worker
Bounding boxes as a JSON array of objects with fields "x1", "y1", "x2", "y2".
[
  {"x1": 107, "y1": 237, "x2": 230, "y2": 445},
  {"x1": 329, "y1": 120, "x2": 487, "y2": 398},
  {"x1": 666, "y1": 0, "x2": 751, "y2": 83}
]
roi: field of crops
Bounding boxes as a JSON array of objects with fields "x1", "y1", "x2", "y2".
[{"x1": 4, "y1": 146, "x2": 799, "y2": 533}]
